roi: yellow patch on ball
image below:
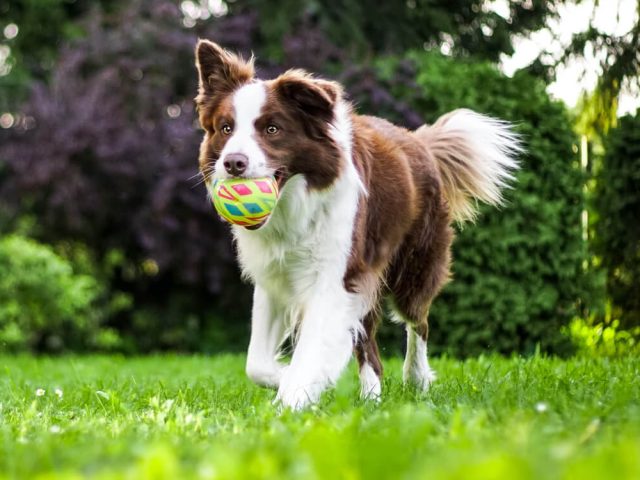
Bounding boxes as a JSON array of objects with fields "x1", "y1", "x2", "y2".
[{"x1": 210, "y1": 177, "x2": 279, "y2": 228}]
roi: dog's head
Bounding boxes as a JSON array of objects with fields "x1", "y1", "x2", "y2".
[{"x1": 195, "y1": 40, "x2": 345, "y2": 191}]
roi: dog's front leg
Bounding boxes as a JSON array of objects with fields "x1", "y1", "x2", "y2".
[
  {"x1": 245, "y1": 286, "x2": 287, "y2": 389},
  {"x1": 275, "y1": 288, "x2": 356, "y2": 410}
]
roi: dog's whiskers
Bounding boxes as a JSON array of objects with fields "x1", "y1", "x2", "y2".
[{"x1": 190, "y1": 167, "x2": 217, "y2": 189}]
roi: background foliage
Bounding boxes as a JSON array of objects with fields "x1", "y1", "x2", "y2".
[
  {"x1": 0, "y1": 234, "x2": 116, "y2": 351},
  {"x1": 592, "y1": 111, "x2": 640, "y2": 331},
  {"x1": 0, "y1": 0, "x2": 636, "y2": 355}
]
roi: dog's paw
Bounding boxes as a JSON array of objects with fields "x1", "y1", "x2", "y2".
[
  {"x1": 274, "y1": 385, "x2": 314, "y2": 411},
  {"x1": 246, "y1": 362, "x2": 288, "y2": 389},
  {"x1": 403, "y1": 366, "x2": 437, "y2": 392},
  {"x1": 274, "y1": 370, "x2": 324, "y2": 411},
  {"x1": 359, "y1": 364, "x2": 382, "y2": 401}
]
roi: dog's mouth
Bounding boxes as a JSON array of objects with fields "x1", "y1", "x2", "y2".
[
  {"x1": 273, "y1": 167, "x2": 288, "y2": 191},
  {"x1": 244, "y1": 168, "x2": 288, "y2": 231}
]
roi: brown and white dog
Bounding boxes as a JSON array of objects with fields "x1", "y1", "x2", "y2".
[{"x1": 195, "y1": 40, "x2": 521, "y2": 409}]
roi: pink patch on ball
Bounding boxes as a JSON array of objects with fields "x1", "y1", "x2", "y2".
[
  {"x1": 254, "y1": 180, "x2": 273, "y2": 194},
  {"x1": 232, "y1": 184, "x2": 252, "y2": 196}
]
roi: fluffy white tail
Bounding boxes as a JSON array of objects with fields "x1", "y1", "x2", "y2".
[{"x1": 414, "y1": 109, "x2": 523, "y2": 222}]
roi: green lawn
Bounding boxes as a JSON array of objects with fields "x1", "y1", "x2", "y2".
[{"x1": 0, "y1": 355, "x2": 639, "y2": 479}]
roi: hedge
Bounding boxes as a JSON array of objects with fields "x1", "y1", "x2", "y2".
[
  {"x1": 593, "y1": 111, "x2": 640, "y2": 330},
  {"x1": 365, "y1": 52, "x2": 591, "y2": 356}
]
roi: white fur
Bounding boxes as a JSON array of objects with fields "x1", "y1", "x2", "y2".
[
  {"x1": 215, "y1": 81, "x2": 270, "y2": 179},
  {"x1": 402, "y1": 325, "x2": 436, "y2": 391},
  {"x1": 418, "y1": 108, "x2": 522, "y2": 222},
  {"x1": 234, "y1": 99, "x2": 367, "y2": 410},
  {"x1": 442, "y1": 109, "x2": 521, "y2": 200},
  {"x1": 359, "y1": 363, "x2": 381, "y2": 401},
  {"x1": 245, "y1": 286, "x2": 287, "y2": 388}
]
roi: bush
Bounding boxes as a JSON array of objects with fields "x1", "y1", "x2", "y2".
[
  {"x1": 359, "y1": 53, "x2": 590, "y2": 356},
  {"x1": 0, "y1": 234, "x2": 115, "y2": 352},
  {"x1": 568, "y1": 316, "x2": 640, "y2": 357},
  {"x1": 593, "y1": 111, "x2": 640, "y2": 330}
]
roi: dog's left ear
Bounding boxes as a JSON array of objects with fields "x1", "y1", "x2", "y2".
[
  {"x1": 195, "y1": 39, "x2": 254, "y2": 100},
  {"x1": 275, "y1": 70, "x2": 343, "y2": 125}
]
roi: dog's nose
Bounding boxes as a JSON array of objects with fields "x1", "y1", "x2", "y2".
[{"x1": 223, "y1": 153, "x2": 248, "y2": 176}]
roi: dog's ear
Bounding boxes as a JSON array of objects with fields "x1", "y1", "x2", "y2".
[
  {"x1": 275, "y1": 70, "x2": 342, "y2": 125},
  {"x1": 195, "y1": 39, "x2": 254, "y2": 100}
]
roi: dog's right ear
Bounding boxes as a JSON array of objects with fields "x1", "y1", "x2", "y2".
[{"x1": 195, "y1": 40, "x2": 254, "y2": 100}]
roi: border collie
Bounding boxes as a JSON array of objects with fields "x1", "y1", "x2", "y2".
[{"x1": 194, "y1": 40, "x2": 521, "y2": 409}]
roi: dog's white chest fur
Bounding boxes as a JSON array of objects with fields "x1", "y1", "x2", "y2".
[{"x1": 233, "y1": 173, "x2": 359, "y2": 328}]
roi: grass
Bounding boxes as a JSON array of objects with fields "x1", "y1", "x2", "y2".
[{"x1": 0, "y1": 354, "x2": 639, "y2": 479}]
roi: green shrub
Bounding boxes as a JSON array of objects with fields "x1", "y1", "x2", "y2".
[
  {"x1": 593, "y1": 111, "x2": 640, "y2": 330},
  {"x1": 568, "y1": 315, "x2": 640, "y2": 357},
  {"x1": 0, "y1": 234, "x2": 116, "y2": 352},
  {"x1": 371, "y1": 53, "x2": 591, "y2": 356}
]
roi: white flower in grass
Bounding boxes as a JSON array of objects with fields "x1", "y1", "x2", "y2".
[
  {"x1": 96, "y1": 390, "x2": 110, "y2": 400},
  {"x1": 535, "y1": 401, "x2": 548, "y2": 413},
  {"x1": 54, "y1": 388, "x2": 63, "y2": 399},
  {"x1": 35, "y1": 388, "x2": 45, "y2": 397},
  {"x1": 199, "y1": 465, "x2": 215, "y2": 478},
  {"x1": 49, "y1": 425, "x2": 62, "y2": 434}
]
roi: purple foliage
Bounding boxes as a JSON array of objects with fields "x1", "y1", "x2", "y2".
[
  {"x1": 0, "y1": 0, "x2": 425, "y2": 348},
  {"x1": 0, "y1": 1, "x2": 236, "y2": 296}
]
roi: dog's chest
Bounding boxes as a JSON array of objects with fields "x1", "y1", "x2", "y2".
[
  {"x1": 235, "y1": 220, "x2": 330, "y2": 305},
  {"x1": 233, "y1": 176, "x2": 359, "y2": 307}
]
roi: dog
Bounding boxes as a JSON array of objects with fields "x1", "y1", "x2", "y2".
[{"x1": 194, "y1": 40, "x2": 521, "y2": 409}]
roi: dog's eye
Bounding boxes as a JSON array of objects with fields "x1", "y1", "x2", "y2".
[
  {"x1": 265, "y1": 125, "x2": 279, "y2": 135},
  {"x1": 221, "y1": 124, "x2": 233, "y2": 135}
]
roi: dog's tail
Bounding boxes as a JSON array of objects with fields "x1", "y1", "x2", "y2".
[{"x1": 413, "y1": 109, "x2": 523, "y2": 223}]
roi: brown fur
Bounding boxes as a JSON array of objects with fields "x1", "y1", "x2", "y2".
[
  {"x1": 260, "y1": 72, "x2": 344, "y2": 189},
  {"x1": 195, "y1": 40, "x2": 255, "y2": 127},
  {"x1": 355, "y1": 310, "x2": 383, "y2": 376},
  {"x1": 346, "y1": 116, "x2": 453, "y2": 374},
  {"x1": 195, "y1": 41, "x2": 255, "y2": 175}
]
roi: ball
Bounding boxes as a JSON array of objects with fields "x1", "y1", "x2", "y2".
[{"x1": 210, "y1": 177, "x2": 279, "y2": 227}]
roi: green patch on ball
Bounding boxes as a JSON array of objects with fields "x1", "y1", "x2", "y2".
[{"x1": 210, "y1": 177, "x2": 279, "y2": 228}]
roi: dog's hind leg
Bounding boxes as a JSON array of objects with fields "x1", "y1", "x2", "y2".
[
  {"x1": 389, "y1": 293, "x2": 437, "y2": 390},
  {"x1": 388, "y1": 200, "x2": 453, "y2": 392},
  {"x1": 354, "y1": 309, "x2": 383, "y2": 400},
  {"x1": 402, "y1": 321, "x2": 436, "y2": 390}
]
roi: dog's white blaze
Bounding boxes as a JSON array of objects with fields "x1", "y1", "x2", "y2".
[
  {"x1": 235, "y1": 98, "x2": 366, "y2": 410},
  {"x1": 402, "y1": 325, "x2": 436, "y2": 391},
  {"x1": 216, "y1": 81, "x2": 269, "y2": 179},
  {"x1": 359, "y1": 363, "x2": 381, "y2": 400}
]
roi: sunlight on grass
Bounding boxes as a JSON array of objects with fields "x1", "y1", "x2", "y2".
[{"x1": 0, "y1": 355, "x2": 638, "y2": 479}]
